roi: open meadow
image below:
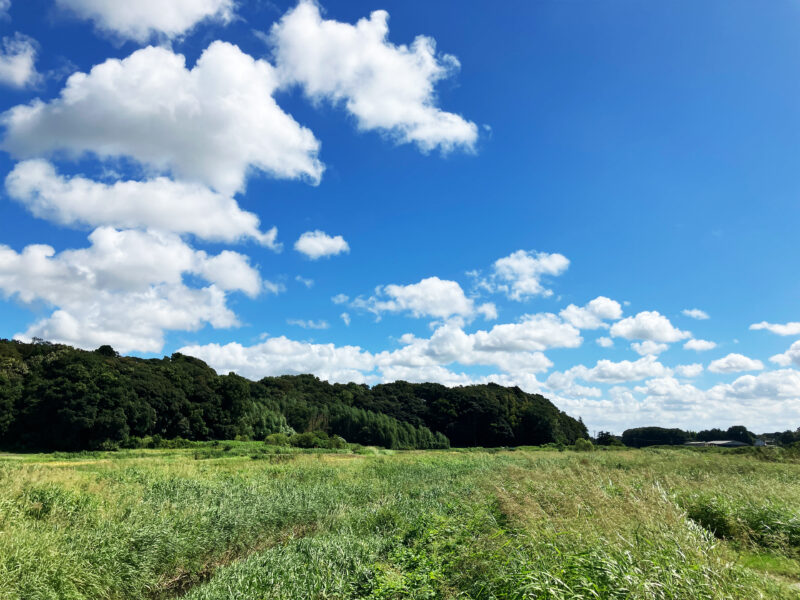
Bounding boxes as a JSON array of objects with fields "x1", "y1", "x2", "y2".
[{"x1": 1, "y1": 445, "x2": 799, "y2": 599}]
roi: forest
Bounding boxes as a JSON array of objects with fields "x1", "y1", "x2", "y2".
[{"x1": 0, "y1": 338, "x2": 588, "y2": 451}]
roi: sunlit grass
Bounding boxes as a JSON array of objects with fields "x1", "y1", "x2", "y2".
[{"x1": 0, "y1": 447, "x2": 798, "y2": 599}]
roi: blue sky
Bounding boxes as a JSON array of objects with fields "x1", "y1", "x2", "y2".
[{"x1": 0, "y1": 0, "x2": 799, "y2": 433}]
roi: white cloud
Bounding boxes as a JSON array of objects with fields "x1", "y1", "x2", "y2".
[
  {"x1": 2, "y1": 42, "x2": 323, "y2": 195},
  {"x1": 708, "y1": 353, "x2": 764, "y2": 374},
  {"x1": 675, "y1": 363, "x2": 703, "y2": 378},
  {"x1": 294, "y1": 230, "x2": 349, "y2": 259},
  {"x1": 471, "y1": 313, "x2": 582, "y2": 352},
  {"x1": 270, "y1": 1, "x2": 477, "y2": 153},
  {"x1": 750, "y1": 321, "x2": 800, "y2": 336},
  {"x1": 332, "y1": 293, "x2": 349, "y2": 304},
  {"x1": 286, "y1": 318, "x2": 329, "y2": 330},
  {"x1": 179, "y1": 337, "x2": 375, "y2": 383},
  {"x1": 340, "y1": 312, "x2": 351, "y2": 326},
  {"x1": 482, "y1": 250, "x2": 569, "y2": 301},
  {"x1": 0, "y1": 228, "x2": 261, "y2": 353},
  {"x1": 683, "y1": 338, "x2": 717, "y2": 352},
  {"x1": 596, "y1": 336, "x2": 613, "y2": 348},
  {"x1": 355, "y1": 276, "x2": 495, "y2": 321},
  {"x1": 559, "y1": 296, "x2": 622, "y2": 329},
  {"x1": 0, "y1": 34, "x2": 39, "y2": 88},
  {"x1": 0, "y1": 1, "x2": 9, "y2": 18},
  {"x1": 55, "y1": 0, "x2": 235, "y2": 42},
  {"x1": 682, "y1": 308, "x2": 709, "y2": 320},
  {"x1": 610, "y1": 310, "x2": 690, "y2": 343},
  {"x1": 711, "y1": 369, "x2": 800, "y2": 401},
  {"x1": 6, "y1": 159, "x2": 280, "y2": 247},
  {"x1": 631, "y1": 341, "x2": 669, "y2": 356},
  {"x1": 295, "y1": 275, "x2": 314, "y2": 288},
  {"x1": 550, "y1": 355, "x2": 671, "y2": 387},
  {"x1": 770, "y1": 341, "x2": 800, "y2": 367}
]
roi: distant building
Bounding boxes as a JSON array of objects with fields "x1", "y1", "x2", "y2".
[{"x1": 754, "y1": 438, "x2": 775, "y2": 447}]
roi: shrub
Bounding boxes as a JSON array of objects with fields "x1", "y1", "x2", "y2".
[
  {"x1": 265, "y1": 433, "x2": 291, "y2": 446},
  {"x1": 573, "y1": 438, "x2": 594, "y2": 452}
]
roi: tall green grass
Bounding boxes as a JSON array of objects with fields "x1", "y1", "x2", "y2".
[{"x1": 0, "y1": 448, "x2": 798, "y2": 599}]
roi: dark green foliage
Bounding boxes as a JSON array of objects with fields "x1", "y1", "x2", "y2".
[
  {"x1": 595, "y1": 431, "x2": 624, "y2": 446},
  {"x1": 0, "y1": 338, "x2": 587, "y2": 451},
  {"x1": 621, "y1": 427, "x2": 690, "y2": 448},
  {"x1": 697, "y1": 425, "x2": 756, "y2": 444}
]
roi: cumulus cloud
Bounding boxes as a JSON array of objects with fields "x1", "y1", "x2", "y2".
[
  {"x1": 708, "y1": 353, "x2": 764, "y2": 374},
  {"x1": 547, "y1": 356, "x2": 671, "y2": 393},
  {"x1": 331, "y1": 293, "x2": 349, "y2": 304},
  {"x1": 287, "y1": 318, "x2": 329, "y2": 330},
  {"x1": 270, "y1": 1, "x2": 477, "y2": 153},
  {"x1": 631, "y1": 341, "x2": 669, "y2": 356},
  {"x1": 610, "y1": 310, "x2": 690, "y2": 343},
  {"x1": 55, "y1": 0, "x2": 235, "y2": 42},
  {"x1": 6, "y1": 159, "x2": 280, "y2": 247},
  {"x1": 354, "y1": 276, "x2": 495, "y2": 321},
  {"x1": 559, "y1": 296, "x2": 622, "y2": 329},
  {"x1": 340, "y1": 312, "x2": 351, "y2": 326},
  {"x1": 179, "y1": 311, "x2": 583, "y2": 387},
  {"x1": 675, "y1": 363, "x2": 703, "y2": 378},
  {"x1": 0, "y1": 34, "x2": 39, "y2": 88},
  {"x1": 769, "y1": 341, "x2": 800, "y2": 367},
  {"x1": 596, "y1": 336, "x2": 613, "y2": 348},
  {"x1": 0, "y1": 228, "x2": 261, "y2": 353},
  {"x1": 295, "y1": 276, "x2": 314, "y2": 288},
  {"x1": 682, "y1": 308, "x2": 709, "y2": 320},
  {"x1": 2, "y1": 42, "x2": 323, "y2": 195},
  {"x1": 179, "y1": 337, "x2": 375, "y2": 383},
  {"x1": 683, "y1": 338, "x2": 717, "y2": 352},
  {"x1": 750, "y1": 321, "x2": 800, "y2": 336},
  {"x1": 294, "y1": 230, "x2": 349, "y2": 259},
  {"x1": 480, "y1": 250, "x2": 569, "y2": 301}
]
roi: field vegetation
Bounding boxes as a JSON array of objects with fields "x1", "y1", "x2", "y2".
[{"x1": 1, "y1": 444, "x2": 798, "y2": 599}]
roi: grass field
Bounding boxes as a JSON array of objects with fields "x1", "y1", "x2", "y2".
[{"x1": 1, "y1": 443, "x2": 798, "y2": 599}]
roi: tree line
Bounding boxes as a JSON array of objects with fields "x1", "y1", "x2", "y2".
[
  {"x1": 615, "y1": 425, "x2": 799, "y2": 448},
  {"x1": 0, "y1": 339, "x2": 588, "y2": 451}
]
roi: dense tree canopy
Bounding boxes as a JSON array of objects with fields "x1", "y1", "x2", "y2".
[{"x1": 0, "y1": 339, "x2": 587, "y2": 451}]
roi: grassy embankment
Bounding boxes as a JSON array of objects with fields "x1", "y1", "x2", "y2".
[{"x1": 0, "y1": 443, "x2": 798, "y2": 599}]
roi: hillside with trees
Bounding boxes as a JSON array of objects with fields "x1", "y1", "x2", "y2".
[{"x1": 0, "y1": 339, "x2": 588, "y2": 451}]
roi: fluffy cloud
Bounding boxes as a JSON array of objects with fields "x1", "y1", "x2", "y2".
[
  {"x1": 559, "y1": 296, "x2": 622, "y2": 329},
  {"x1": 270, "y1": 1, "x2": 477, "y2": 153},
  {"x1": 683, "y1": 338, "x2": 717, "y2": 352},
  {"x1": 286, "y1": 318, "x2": 329, "y2": 330},
  {"x1": 596, "y1": 336, "x2": 613, "y2": 348},
  {"x1": 750, "y1": 321, "x2": 800, "y2": 336},
  {"x1": 708, "y1": 353, "x2": 764, "y2": 374},
  {"x1": 577, "y1": 355, "x2": 672, "y2": 383},
  {"x1": 0, "y1": 34, "x2": 39, "y2": 88},
  {"x1": 682, "y1": 308, "x2": 709, "y2": 320},
  {"x1": 6, "y1": 159, "x2": 280, "y2": 246},
  {"x1": 179, "y1": 337, "x2": 375, "y2": 383},
  {"x1": 675, "y1": 363, "x2": 703, "y2": 378},
  {"x1": 481, "y1": 250, "x2": 569, "y2": 301},
  {"x1": 340, "y1": 312, "x2": 351, "y2": 326},
  {"x1": 294, "y1": 230, "x2": 350, "y2": 259},
  {"x1": 0, "y1": 1, "x2": 9, "y2": 18},
  {"x1": 2, "y1": 42, "x2": 323, "y2": 195},
  {"x1": 55, "y1": 0, "x2": 234, "y2": 42},
  {"x1": 711, "y1": 369, "x2": 800, "y2": 401},
  {"x1": 770, "y1": 341, "x2": 800, "y2": 367},
  {"x1": 0, "y1": 228, "x2": 262, "y2": 353},
  {"x1": 631, "y1": 341, "x2": 669, "y2": 356},
  {"x1": 610, "y1": 311, "x2": 690, "y2": 343},
  {"x1": 354, "y1": 276, "x2": 496, "y2": 321}
]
